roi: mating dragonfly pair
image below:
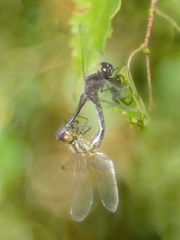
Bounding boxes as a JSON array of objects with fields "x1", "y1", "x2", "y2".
[
  {"x1": 56, "y1": 60, "x2": 138, "y2": 221},
  {"x1": 56, "y1": 61, "x2": 121, "y2": 148},
  {"x1": 56, "y1": 25, "x2": 148, "y2": 221},
  {"x1": 56, "y1": 22, "x2": 147, "y2": 149},
  {"x1": 57, "y1": 61, "x2": 120, "y2": 222}
]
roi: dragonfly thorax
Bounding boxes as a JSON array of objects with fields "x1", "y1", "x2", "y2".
[
  {"x1": 72, "y1": 139, "x2": 91, "y2": 153},
  {"x1": 85, "y1": 72, "x2": 104, "y2": 99},
  {"x1": 100, "y1": 62, "x2": 114, "y2": 79}
]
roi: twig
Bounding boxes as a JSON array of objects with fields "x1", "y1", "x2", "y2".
[
  {"x1": 155, "y1": 7, "x2": 180, "y2": 33},
  {"x1": 127, "y1": 43, "x2": 145, "y2": 70},
  {"x1": 144, "y1": 0, "x2": 157, "y2": 111},
  {"x1": 145, "y1": 55, "x2": 153, "y2": 109},
  {"x1": 144, "y1": 0, "x2": 157, "y2": 47},
  {"x1": 127, "y1": 0, "x2": 157, "y2": 111}
]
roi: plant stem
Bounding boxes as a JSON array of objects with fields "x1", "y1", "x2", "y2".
[
  {"x1": 127, "y1": 0, "x2": 157, "y2": 111},
  {"x1": 144, "y1": 0, "x2": 157, "y2": 47},
  {"x1": 145, "y1": 55, "x2": 153, "y2": 110},
  {"x1": 127, "y1": 44, "x2": 145, "y2": 71},
  {"x1": 144, "y1": 0, "x2": 157, "y2": 111}
]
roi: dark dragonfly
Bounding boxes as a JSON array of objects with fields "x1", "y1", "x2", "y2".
[
  {"x1": 56, "y1": 61, "x2": 118, "y2": 149},
  {"x1": 56, "y1": 25, "x2": 148, "y2": 148},
  {"x1": 60, "y1": 116, "x2": 119, "y2": 222}
]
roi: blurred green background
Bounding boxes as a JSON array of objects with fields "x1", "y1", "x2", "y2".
[{"x1": 0, "y1": 0, "x2": 180, "y2": 239}]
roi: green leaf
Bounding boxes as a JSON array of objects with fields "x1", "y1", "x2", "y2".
[
  {"x1": 70, "y1": 0, "x2": 121, "y2": 75},
  {"x1": 112, "y1": 65, "x2": 149, "y2": 129}
]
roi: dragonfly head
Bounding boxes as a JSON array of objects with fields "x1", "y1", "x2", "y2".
[
  {"x1": 60, "y1": 131, "x2": 74, "y2": 144},
  {"x1": 100, "y1": 62, "x2": 114, "y2": 79}
]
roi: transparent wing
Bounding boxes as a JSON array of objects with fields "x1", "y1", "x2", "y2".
[
  {"x1": 99, "y1": 90, "x2": 138, "y2": 113},
  {"x1": 70, "y1": 154, "x2": 93, "y2": 222},
  {"x1": 91, "y1": 152, "x2": 119, "y2": 212},
  {"x1": 79, "y1": 23, "x2": 91, "y2": 81},
  {"x1": 100, "y1": 67, "x2": 149, "y2": 129},
  {"x1": 105, "y1": 76, "x2": 134, "y2": 106}
]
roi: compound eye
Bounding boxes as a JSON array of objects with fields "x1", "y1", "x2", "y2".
[{"x1": 61, "y1": 131, "x2": 73, "y2": 143}]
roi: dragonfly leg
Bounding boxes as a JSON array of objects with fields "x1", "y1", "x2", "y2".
[
  {"x1": 55, "y1": 93, "x2": 88, "y2": 140},
  {"x1": 71, "y1": 120, "x2": 80, "y2": 135},
  {"x1": 100, "y1": 98, "x2": 139, "y2": 112},
  {"x1": 77, "y1": 116, "x2": 90, "y2": 135},
  {"x1": 76, "y1": 115, "x2": 89, "y2": 126},
  {"x1": 74, "y1": 115, "x2": 89, "y2": 134},
  {"x1": 100, "y1": 85, "x2": 113, "y2": 93},
  {"x1": 69, "y1": 115, "x2": 90, "y2": 136},
  {"x1": 70, "y1": 123, "x2": 91, "y2": 136},
  {"x1": 81, "y1": 126, "x2": 91, "y2": 136},
  {"x1": 73, "y1": 123, "x2": 89, "y2": 136}
]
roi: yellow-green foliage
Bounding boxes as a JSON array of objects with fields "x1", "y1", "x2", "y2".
[{"x1": 0, "y1": 1, "x2": 180, "y2": 240}]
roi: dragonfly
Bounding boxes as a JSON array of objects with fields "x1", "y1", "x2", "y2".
[
  {"x1": 56, "y1": 61, "x2": 118, "y2": 149},
  {"x1": 60, "y1": 116, "x2": 119, "y2": 222},
  {"x1": 56, "y1": 24, "x2": 148, "y2": 147},
  {"x1": 55, "y1": 23, "x2": 121, "y2": 149}
]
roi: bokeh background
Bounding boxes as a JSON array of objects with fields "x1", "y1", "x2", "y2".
[{"x1": 0, "y1": 0, "x2": 180, "y2": 239}]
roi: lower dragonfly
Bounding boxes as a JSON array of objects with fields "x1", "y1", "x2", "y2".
[{"x1": 60, "y1": 116, "x2": 119, "y2": 222}]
